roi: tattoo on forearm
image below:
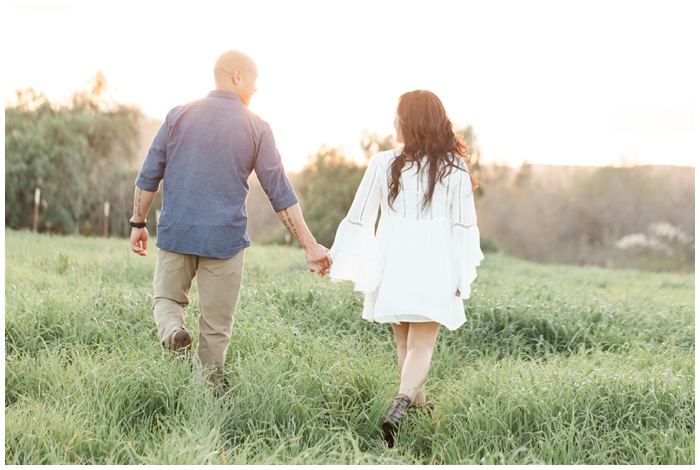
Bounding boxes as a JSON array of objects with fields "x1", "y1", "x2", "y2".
[
  {"x1": 279, "y1": 209, "x2": 300, "y2": 241},
  {"x1": 135, "y1": 188, "x2": 142, "y2": 217}
]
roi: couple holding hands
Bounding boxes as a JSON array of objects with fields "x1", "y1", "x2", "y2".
[{"x1": 130, "y1": 50, "x2": 483, "y2": 447}]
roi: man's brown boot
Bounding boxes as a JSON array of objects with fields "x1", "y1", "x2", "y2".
[{"x1": 169, "y1": 329, "x2": 194, "y2": 354}]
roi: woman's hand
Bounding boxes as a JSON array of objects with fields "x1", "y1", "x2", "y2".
[{"x1": 305, "y1": 243, "x2": 330, "y2": 277}]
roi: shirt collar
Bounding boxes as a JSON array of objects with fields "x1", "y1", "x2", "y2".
[{"x1": 207, "y1": 90, "x2": 241, "y2": 102}]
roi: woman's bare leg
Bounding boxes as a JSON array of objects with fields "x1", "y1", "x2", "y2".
[
  {"x1": 391, "y1": 322, "x2": 409, "y2": 375},
  {"x1": 398, "y1": 322, "x2": 441, "y2": 405}
]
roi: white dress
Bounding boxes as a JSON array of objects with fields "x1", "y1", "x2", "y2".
[{"x1": 329, "y1": 148, "x2": 484, "y2": 330}]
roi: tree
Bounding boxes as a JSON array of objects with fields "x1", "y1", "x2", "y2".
[
  {"x1": 455, "y1": 125, "x2": 483, "y2": 197},
  {"x1": 5, "y1": 74, "x2": 142, "y2": 235},
  {"x1": 294, "y1": 146, "x2": 365, "y2": 248},
  {"x1": 360, "y1": 129, "x2": 395, "y2": 160}
]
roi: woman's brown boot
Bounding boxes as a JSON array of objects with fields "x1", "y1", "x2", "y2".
[{"x1": 382, "y1": 394, "x2": 411, "y2": 448}]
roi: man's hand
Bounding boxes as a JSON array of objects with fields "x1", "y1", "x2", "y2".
[
  {"x1": 130, "y1": 227, "x2": 149, "y2": 256},
  {"x1": 130, "y1": 186, "x2": 155, "y2": 256},
  {"x1": 305, "y1": 243, "x2": 330, "y2": 277},
  {"x1": 276, "y1": 204, "x2": 331, "y2": 277}
]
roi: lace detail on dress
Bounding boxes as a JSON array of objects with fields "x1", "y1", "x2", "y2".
[
  {"x1": 347, "y1": 220, "x2": 364, "y2": 227},
  {"x1": 458, "y1": 171, "x2": 463, "y2": 224},
  {"x1": 453, "y1": 222, "x2": 476, "y2": 230},
  {"x1": 415, "y1": 168, "x2": 434, "y2": 220},
  {"x1": 445, "y1": 177, "x2": 450, "y2": 215},
  {"x1": 457, "y1": 171, "x2": 475, "y2": 226},
  {"x1": 430, "y1": 180, "x2": 434, "y2": 220},
  {"x1": 416, "y1": 174, "x2": 420, "y2": 221},
  {"x1": 402, "y1": 181, "x2": 406, "y2": 218},
  {"x1": 359, "y1": 164, "x2": 378, "y2": 223}
]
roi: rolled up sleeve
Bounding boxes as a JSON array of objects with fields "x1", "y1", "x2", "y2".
[
  {"x1": 253, "y1": 125, "x2": 298, "y2": 212},
  {"x1": 135, "y1": 120, "x2": 168, "y2": 191}
]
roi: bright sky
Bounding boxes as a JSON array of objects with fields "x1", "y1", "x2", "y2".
[{"x1": 3, "y1": 0, "x2": 698, "y2": 171}]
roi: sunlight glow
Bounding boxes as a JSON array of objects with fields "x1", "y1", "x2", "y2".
[{"x1": 2, "y1": 1, "x2": 697, "y2": 171}]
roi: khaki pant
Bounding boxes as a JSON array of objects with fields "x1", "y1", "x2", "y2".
[{"x1": 153, "y1": 248, "x2": 245, "y2": 380}]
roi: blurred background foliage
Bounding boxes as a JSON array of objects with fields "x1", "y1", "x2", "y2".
[
  {"x1": 5, "y1": 77, "x2": 694, "y2": 272},
  {"x1": 5, "y1": 75, "x2": 142, "y2": 237}
]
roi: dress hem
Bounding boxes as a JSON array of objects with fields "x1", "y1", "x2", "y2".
[{"x1": 364, "y1": 313, "x2": 465, "y2": 331}]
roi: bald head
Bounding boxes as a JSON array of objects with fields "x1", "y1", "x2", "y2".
[{"x1": 214, "y1": 50, "x2": 258, "y2": 105}]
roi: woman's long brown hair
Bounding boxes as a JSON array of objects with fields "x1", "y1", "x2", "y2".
[{"x1": 388, "y1": 90, "x2": 478, "y2": 210}]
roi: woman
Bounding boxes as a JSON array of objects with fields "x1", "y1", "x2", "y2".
[{"x1": 328, "y1": 90, "x2": 483, "y2": 447}]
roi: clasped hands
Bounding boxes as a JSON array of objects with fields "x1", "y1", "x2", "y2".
[{"x1": 305, "y1": 243, "x2": 332, "y2": 277}]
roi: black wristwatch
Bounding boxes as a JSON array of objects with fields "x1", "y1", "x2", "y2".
[{"x1": 129, "y1": 217, "x2": 147, "y2": 228}]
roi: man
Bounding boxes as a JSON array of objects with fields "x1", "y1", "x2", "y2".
[{"x1": 130, "y1": 50, "x2": 329, "y2": 385}]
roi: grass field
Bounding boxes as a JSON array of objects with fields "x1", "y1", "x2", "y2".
[{"x1": 4, "y1": 229, "x2": 695, "y2": 464}]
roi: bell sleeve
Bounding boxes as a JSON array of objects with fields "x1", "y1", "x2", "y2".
[
  {"x1": 451, "y1": 168, "x2": 485, "y2": 299},
  {"x1": 329, "y1": 156, "x2": 384, "y2": 293}
]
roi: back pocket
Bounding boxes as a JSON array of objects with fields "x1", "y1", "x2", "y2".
[{"x1": 159, "y1": 251, "x2": 185, "y2": 272}]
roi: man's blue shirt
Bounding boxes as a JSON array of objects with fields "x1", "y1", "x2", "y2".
[{"x1": 136, "y1": 90, "x2": 299, "y2": 258}]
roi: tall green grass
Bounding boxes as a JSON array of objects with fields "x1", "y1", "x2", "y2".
[{"x1": 4, "y1": 229, "x2": 694, "y2": 464}]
